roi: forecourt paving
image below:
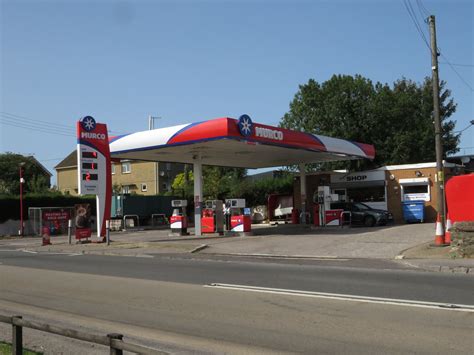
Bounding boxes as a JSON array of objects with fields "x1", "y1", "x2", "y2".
[{"x1": 4, "y1": 223, "x2": 473, "y2": 272}]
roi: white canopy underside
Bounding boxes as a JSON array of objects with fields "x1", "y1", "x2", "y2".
[{"x1": 111, "y1": 138, "x2": 363, "y2": 168}]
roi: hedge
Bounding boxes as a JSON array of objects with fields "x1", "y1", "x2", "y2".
[{"x1": 0, "y1": 194, "x2": 96, "y2": 222}]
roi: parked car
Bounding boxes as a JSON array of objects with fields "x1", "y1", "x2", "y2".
[{"x1": 330, "y1": 202, "x2": 393, "y2": 227}]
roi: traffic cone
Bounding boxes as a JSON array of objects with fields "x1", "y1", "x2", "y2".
[
  {"x1": 445, "y1": 214, "x2": 452, "y2": 245},
  {"x1": 434, "y1": 212, "x2": 445, "y2": 246}
]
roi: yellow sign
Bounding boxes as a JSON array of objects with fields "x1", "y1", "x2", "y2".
[{"x1": 437, "y1": 171, "x2": 444, "y2": 182}]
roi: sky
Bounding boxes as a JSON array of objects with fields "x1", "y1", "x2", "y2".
[{"x1": 1, "y1": 0, "x2": 473, "y2": 184}]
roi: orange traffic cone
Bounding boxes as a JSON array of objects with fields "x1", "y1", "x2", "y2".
[
  {"x1": 434, "y1": 212, "x2": 445, "y2": 246},
  {"x1": 445, "y1": 214, "x2": 452, "y2": 245}
]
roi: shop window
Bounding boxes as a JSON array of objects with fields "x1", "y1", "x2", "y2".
[
  {"x1": 346, "y1": 186, "x2": 385, "y2": 203},
  {"x1": 332, "y1": 189, "x2": 347, "y2": 202},
  {"x1": 404, "y1": 185, "x2": 428, "y2": 194},
  {"x1": 141, "y1": 183, "x2": 147, "y2": 192},
  {"x1": 121, "y1": 162, "x2": 131, "y2": 174}
]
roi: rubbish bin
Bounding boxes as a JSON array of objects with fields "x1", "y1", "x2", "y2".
[{"x1": 402, "y1": 200, "x2": 425, "y2": 223}]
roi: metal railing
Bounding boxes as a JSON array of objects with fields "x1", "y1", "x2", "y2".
[
  {"x1": 0, "y1": 314, "x2": 167, "y2": 355},
  {"x1": 123, "y1": 214, "x2": 140, "y2": 230},
  {"x1": 340, "y1": 211, "x2": 352, "y2": 227}
]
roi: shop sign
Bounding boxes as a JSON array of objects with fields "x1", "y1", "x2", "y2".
[
  {"x1": 330, "y1": 170, "x2": 385, "y2": 184},
  {"x1": 404, "y1": 193, "x2": 429, "y2": 201},
  {"x1": 42, "y1": 210, "x2": 70, "y2": 222}
]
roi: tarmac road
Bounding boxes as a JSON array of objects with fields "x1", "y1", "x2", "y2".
[{"x1": 0, "y1": 251, "x2": 473, "y2": 353}]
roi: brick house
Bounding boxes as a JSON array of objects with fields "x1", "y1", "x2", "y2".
[{"x1": 55, "y1": 151, "x2": 183, "y2": 195}]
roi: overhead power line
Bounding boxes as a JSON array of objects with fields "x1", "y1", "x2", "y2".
[
  {"x1": 440, "y1": 62, "x2": 474, "y2": 68},
  {"x1": 0, "y1": 118, "x2": 76, "y2": 137},
  {"x1": 416, "y1": 0, "x2": 430, "y2": 18},
  {"x1": 438, "y1": 53, "x2": 474, "y2": 91},
  {"x1": 1, "y1": 111, "x2": 77, "y2": 131},
  {"x1": 1, "y1": 113, "x2": 76, "y2": 135},
  {"x1": 454, "y1": 120, "x2": 474, "y2": 134},
  {"x1": 402, "y1": 0, "x2": 474, "y2": 92},
  {"x1": 403, "y1": 0, "x2": 431, "y2": 52},
  {"x1": 0, "y1": 111, "x2": 124, "y2": 135}
]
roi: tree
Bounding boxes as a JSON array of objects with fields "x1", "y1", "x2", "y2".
[
  {"x1": 0, "y1": 153, "x2": 50, "y2": 194},
  {"x1": 170, "y1": 167, "x2": 246, "y2": 200},
  {"x1": 280, "y1": 75, "x2": 460, "y2": 170}
]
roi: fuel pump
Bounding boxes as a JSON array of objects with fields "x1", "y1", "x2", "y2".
[
  {"x1": 314, "y1": 186, "x2": 341, "y2": 226},
  {"x1": 202, "y1": 200, "x2": 224, "y2": 234},
  {"x1": 225, "y1": 199, "x2": 251, "y2": 233},
  {"x1": 170, "y1": 200, "x2": 189, "y2": 235}
]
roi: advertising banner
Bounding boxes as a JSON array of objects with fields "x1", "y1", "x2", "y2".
[
  {"x1": 41, "y1": 208, "x2": 71, "y2": 235},
  {"x1": 75, "y1": 203, "x2": 92, "y2": 239}
]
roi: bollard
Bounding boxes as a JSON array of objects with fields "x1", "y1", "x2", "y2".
[
  {"x1": 68, "y1": 219, "x2": 72, "y2": 245},
  {"x1": 107, "y1": 333, "x2": 123, "y2": 355},
  {"x1": 12, "y1": 315, "x2": 23, "y2": 355},
  {"x1": 106, "y1": 220, "x2": 110, "y2": 246}
]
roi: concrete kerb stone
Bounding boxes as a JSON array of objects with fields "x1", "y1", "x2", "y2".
[{"x1": 398, "y1": 260, "x2": 472, "y2": 274}]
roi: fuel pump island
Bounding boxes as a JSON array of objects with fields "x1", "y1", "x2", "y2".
[{"x1": 107, "y1": 115, "x2": 375, "y2": 237}]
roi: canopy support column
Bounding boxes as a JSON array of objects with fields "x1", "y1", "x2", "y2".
[
  {"x1": 193, "y1": 155, "x2": 203, "y2": 236},
  {"x1": 299, "y1": 163, "x2": 307, "y2": 224}
]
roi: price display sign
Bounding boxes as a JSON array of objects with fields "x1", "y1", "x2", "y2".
[{"x1": 76, "y1": 116, "x2": 112, "y2": 238}]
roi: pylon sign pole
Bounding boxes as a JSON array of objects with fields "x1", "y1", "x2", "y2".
[{"x1": 76, "y1": 116, "x2": 112, "y2": 240}]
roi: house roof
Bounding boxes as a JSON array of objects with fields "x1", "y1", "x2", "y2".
[
  {"x1": 28, "y1": 156, "x2": 53, "y2": 176},
  {"x1": 55, "y1": 150, "x2": 77, "y2": 170}
]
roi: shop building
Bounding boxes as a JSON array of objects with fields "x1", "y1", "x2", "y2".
[{"x1": 294, "y1": 162, "x2": 463, "y2": 224}]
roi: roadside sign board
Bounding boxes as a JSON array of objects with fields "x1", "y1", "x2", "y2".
[{"x1": 76, "y1": 116, "x2": 112, "y2": 238}]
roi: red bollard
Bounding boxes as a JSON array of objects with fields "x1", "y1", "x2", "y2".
[
  {"x1": 42, "y1": 226, "x2": 51, "y2": 246},
  {"x1": 291, "y1": 208, "x2": 300, "y2": 224}
]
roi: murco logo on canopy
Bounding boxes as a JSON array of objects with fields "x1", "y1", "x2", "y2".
[{"x1": 238, "y1": 114, "x2": 254, "y2": 137}]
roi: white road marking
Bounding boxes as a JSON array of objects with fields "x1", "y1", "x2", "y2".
[
  {"x1": 18, "y1": 249, "x2": 38, "y2": 254},
  {"x1": 205, "y1": 283, "x2": 474, "y2": 312},
  {"x1": 217, "y1": 253, "x2": 349, "y2": 261}
]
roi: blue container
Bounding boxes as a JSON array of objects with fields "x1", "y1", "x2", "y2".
[{"x1": 402, "y1": 200, "x2": 425, "y2": 223}]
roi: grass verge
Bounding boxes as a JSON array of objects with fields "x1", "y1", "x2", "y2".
[{"x1": 0, "y1": 341, "x2": 43, "y2": 355}]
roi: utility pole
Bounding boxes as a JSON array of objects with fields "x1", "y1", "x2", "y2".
[
  {"x1": 428, "y1": 15, "x2": 445, "y2": 234},
  {"x1": 19, "y1": 163, "x2": 25, "y2": 237},
  {"x1": 148, "y1": 115, "x2": 161, "y2": 194}
]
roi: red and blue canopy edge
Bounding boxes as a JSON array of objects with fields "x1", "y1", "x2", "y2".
[{"x1": 108, "y1": 117, "x2": 375, "y2": 169}]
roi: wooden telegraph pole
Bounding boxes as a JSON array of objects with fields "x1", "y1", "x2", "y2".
[{"x1": 428, "y1": 15, "x2": 446, "y2": 236}]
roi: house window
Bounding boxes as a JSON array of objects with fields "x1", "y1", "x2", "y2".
[
  {"x1": 122, "y1": 185, "x2": 130, "y2": 194},
  {"x1": 111, "y1": 164, "x2": 115, "y2": 175},
  {"x1": 141, "y1": 183, "x2": 147, "y2": 192},
  {"x1": 121, "y1": 162, "x2": 131, "y2": 174}
]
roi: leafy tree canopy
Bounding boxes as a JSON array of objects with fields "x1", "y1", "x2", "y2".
[
  {"x1": 0, "y1": 153, "x2": 51, "y2": 194},
  {"x1": 280, "y1": 74, "x2": 459, "y2": 170}
]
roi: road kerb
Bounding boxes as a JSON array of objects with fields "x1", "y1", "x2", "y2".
[{"x1": 190, "y1": 244, "x2": 208, "y2": 253}]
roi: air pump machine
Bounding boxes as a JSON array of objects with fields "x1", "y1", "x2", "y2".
[{"x1": 170, "y1": 200, "x2": 189, "y2": 235}]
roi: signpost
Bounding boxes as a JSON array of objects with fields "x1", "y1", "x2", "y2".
[{"x1": 76, "y1": 116, "x2": 112, "y2": 241}]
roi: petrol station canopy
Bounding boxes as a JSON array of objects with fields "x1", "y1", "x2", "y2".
[{"x1": 109, "y1": 116, "x2": 375, "y2": 168}]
